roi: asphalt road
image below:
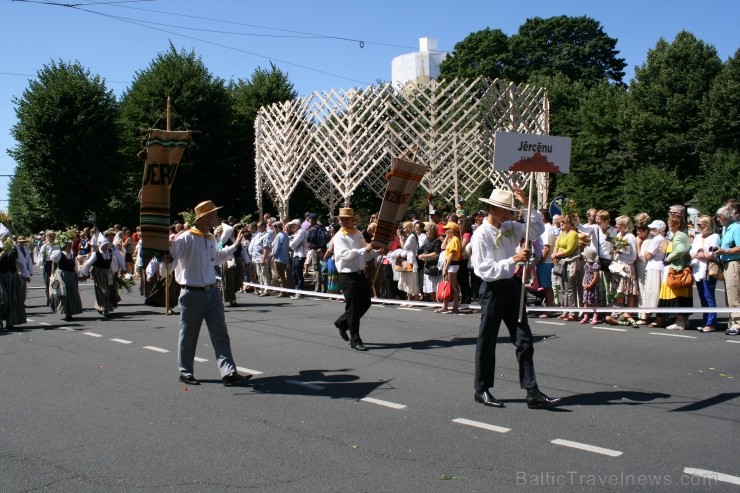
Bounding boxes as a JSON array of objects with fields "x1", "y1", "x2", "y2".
[{"x1": 1, "y1": 274, "x2": 738, "y2": 492}]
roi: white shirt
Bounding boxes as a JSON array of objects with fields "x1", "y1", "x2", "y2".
[
  {"x1": 80, "y1": 248, "x2": 126, "y2": 276},
  {"x1": 613, "y1": 232, "x2": 637, "y2": 264},
  {"x1": 289, "y1": 227, "x2": 307, "y2": 258},
  {"x1": 333, "y1": 227, "x2": 376, "y2": 273},
  {"x1": 690, "y1": 233, "x2": 720, "y2": 281},
  {"x1": 16, "y1": 245, "x2": 34, "y2": 277},
  {"x1": 645, "y1": 234, "x2": 667, "y2": 271},
  {"x1": 540, "y1": 223, "x2": 557, "y2": 264},
  {"x1": 579, "y1": 223, "x2": 617, "y2": 260},
  {"x1": 470, "y1": 209, "x2": 544, "y2": 282},
  {"x1": 170, "y1": 230, "x2": 238, "y2": 287}
]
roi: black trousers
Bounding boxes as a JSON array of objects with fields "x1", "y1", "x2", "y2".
[
  {"x1": 475, "y1": 276, "x2": 537, "y2": 391},
  {"x1": 335, "y1": 272, "x2": 372, "y2": 345}
]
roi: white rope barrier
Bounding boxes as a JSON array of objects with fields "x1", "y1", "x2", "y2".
[{"x1": 241, "y1": 282, "x2": 738, "y2": 314}]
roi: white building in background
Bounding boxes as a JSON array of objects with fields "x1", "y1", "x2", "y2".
[{"x1": 391, "y1": 37, "x2": 449, "y2": 88}]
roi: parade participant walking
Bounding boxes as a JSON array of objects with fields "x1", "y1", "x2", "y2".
[
  {"x1": 170, "y1": 200, "x2": 250, "y2": 386},
  {"x1": 50, "y1": 234, "x2": 83, "y2": 322},
  {"x1": 15, "y1": 236, "x2": 34, "y2": 304},
  {"x1": 81, "y1": 230, "x2": 126, "y2": 318},
  {"x1": 37, "y1": 231, "x2": 59, "y2": 308},
  {"x1": 332, "y1": 207, "x2": 381, "y2": 351},
  {"x1": 0, "y1": 239, "x2": 27, "y2": 329},
  {"x1": 470, "y1": 188, "x2": 561, "y2": 409}
]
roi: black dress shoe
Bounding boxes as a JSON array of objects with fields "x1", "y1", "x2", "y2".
[
  {"x1": 334, "y1": 320, "x2": 349, "y2": 341},
  {"x1": 351, "y1": 343, "x2": 367, "y2": 351},
  {"x1": 179, "y1": 373, "x2": 200, "y2": 385},
  {"x1": 474, "y1": 390, "x2": 505, "y2": 408},
  {"x1": 222, "y1": 372, "x2": 252, "y2": 387},
  {"x1": 526, "y1": 388, "x2": 561, "y2": 409}
]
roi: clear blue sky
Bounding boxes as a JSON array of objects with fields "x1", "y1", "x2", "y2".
[{"x1": 1, "y1": 0, "x2": 738, "y2": 215}]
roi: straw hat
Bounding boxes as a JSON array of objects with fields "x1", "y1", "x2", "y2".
[
  {"x1": 16, "y1": 236, "x2": 29, "y2": 243},
  {"x1": 479, "y1": 189, "x2": 518, "y2": 211},
  {"x1": 194, "y1": 200, "x2": 223, "y2": 221},
  {"x1": 337, "y1": 207, "x2": 355, "y2": 218},
  {"x1": 578, "y1": 232, "x2": 591, "y2": 248}
]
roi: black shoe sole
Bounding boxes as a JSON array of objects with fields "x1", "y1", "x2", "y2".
[{"x1": 222, "y1": 374, "x2": 253, "y2": 387}]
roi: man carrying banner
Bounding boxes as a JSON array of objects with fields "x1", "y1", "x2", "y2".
[
  {"x1": 333, "y1": 207, "x2": 382, "y2": 351},
  {"x1": 470, "y1": 188, "x2": 561, "y2": 409},
  {"x1": 170, "y1": 200, "x2": 250, "y2": 387}
]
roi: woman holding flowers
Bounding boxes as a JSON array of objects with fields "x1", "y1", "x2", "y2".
[
  {"x1": 81, "y1": 230, "x2": 126, "y2": 318},
  {"x1": 606, "y1": 216, "x2": 639, "y2": 324},
  {"x1": 50, "y1": 231, "x2": 83, "y2": 322}
]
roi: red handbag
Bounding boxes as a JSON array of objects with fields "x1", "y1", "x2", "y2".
[{"x1": 436, "y1": 280, "x2": 453, "y2": 301}]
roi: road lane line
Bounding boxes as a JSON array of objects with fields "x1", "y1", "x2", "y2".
[
  {"x1": 727, "y1": 340, "x2": 740, "y2": 344},
  {"x1": 83, "y1": 332, "x2": 103, "y2": 338},
  {"x1": 39, "y1": 322, "x2": 50, "y2": 326},
  {"x1": 452, "y1": 418, "x2": 511, "y2": 434},
  {"x1": 594, "y1": 327, "x2": 628, "y2": 332},
  {"x1": 143, "y1": 346, "x2": 169, "y2": 353},
  {"x1": 110, "y1": 338, "x2": 132, "y2": 344},
  {"x1": 534, "y1": 321, "x2": 565, "y2": 326},
  {"x1": 551, "y1": 439, "x2": 622, "y2": 457},
  {"x1": 194, "y1": 357, "x2": 208, "y2": 362},
  {"x1": 237, "y1": 366, "x2": 263, "y2": 375},
  {"x1": 398, "y1": 307, "x2": 422, "y2": 312},
  {"x1": 649, "y1": 332, "x2": 697, "y2": 339},
  {"x1": 286, "y1": 380, "x2": 325, "y2": 390},
  {"x1": 684, "y1": 467, "x2": 740, "y2": 486},
  {"x1": 361, "y1": 397, "x2": 406, "y2": 409},
  {"x1": 27, "y1": 318, "x2": 34, "y2": 322}
]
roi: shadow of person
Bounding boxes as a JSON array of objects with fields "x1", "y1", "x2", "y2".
[
  {"x1": 561, "y1": 391, "x2": 671, "y2": 407},
  {"x1": 366, "y1": 334, "x2": 551, "y2": 351},
  {"x1": 226, "y1": 368, "x2": 391, "y2": 400}
]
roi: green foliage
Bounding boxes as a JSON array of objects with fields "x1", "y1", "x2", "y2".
[
  {"x1": 701, "y1": 48, "x2": 740, "y2": 153},
  {"x1": 695, "y1": 149, "x2": 740, "y2": 215},
  {"x1": 8, "y1": 60, "x2": 122, "y2": 232},
  {"x1": 618, "y1": 165, "x2": 684, "y2": 218},
  {"x1": 440, "y1": 16, "x2": 625, "y2": 87}
]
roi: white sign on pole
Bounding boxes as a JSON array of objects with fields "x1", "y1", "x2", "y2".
[{"x1": 493, "y1": 131, "x2": 572, "y2": 174}]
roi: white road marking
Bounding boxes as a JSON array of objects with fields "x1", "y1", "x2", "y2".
[
  {"x1": 237, "y1": 366, "x2": 263, "y2": 375},
  {"x1": 39, "y1": 322, "x2": 50, "y2": 326},
  {"x1": 110, "y1": 338, "x2": 132, "y2": 344},
  {"x1": 398, "y1": 307, "x2": 422, "y2": 312},
  {"x1": 286, "y1": 379, "x2": 325, "y2": 390},
  {"x1": 26, "y1": 318, "x2": 34, "y2": 322},
  {"x1": 143, "y1": 346, "x2": 169, "y2": 353},
  {"x1": 83, "y1": 332, "x2": 103, "y2": 338},
  {"x1": 453, "y1": 418, "x2": 511, "y2": 434},
  {"x1": 535, "y1": 321, "x2": 566, "y2": 326},
  {"x1": 649, "y1": 332, "x2": 697, "y2": 339},
  {"x1": 361, "y1": 397, "x2": 407, "y2": 409},
  {"x1": 684, "y1": 467, "x2": 740, "y2": 486},
  {"x1": 194, "y1": 357, "x2": 208, "y2": 362},
  {"x1": 594, "y1": 327, "x2": 628, "y2": 332},
  {"x1": 727, "y1": 340, "x2": 740, "y2": 344},
  {"x1": 551, "y1": 439, "x2": 622, "y2": 457}
]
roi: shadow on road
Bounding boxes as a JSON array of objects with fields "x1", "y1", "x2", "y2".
[{"x1": 560, "y1": 390, "x2": 671, "y2": 407}]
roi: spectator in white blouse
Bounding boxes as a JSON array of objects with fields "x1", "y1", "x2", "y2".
[{"x1": 690, "y1": 215, "x2": 720, "y2": 332}]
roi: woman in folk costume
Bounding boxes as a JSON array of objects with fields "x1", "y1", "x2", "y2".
[
  {"x1": 81, "y1": 230, "x2": 126, "y2": 317},
  {"x1": 50, "y1": 232, "x2": 83, "y2": 322},
  {"x1": 37, "y1": 230, "x2": 60, "y2": 308},
  {"x1": 0, "y1": 237, "x2": 27, "y2": 329}
]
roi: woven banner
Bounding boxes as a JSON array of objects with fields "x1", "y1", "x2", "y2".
[
  {"x1": 140, "y1": 129, "x2": 190, "y2": 253},
  {"x1": 372, "y1": 158, "x2": 427, "y2": 249}
]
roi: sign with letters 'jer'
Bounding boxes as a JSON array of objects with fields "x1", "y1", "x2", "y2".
[{"x1": 493, "y1": 131, "x2": 572, "y2": 174}]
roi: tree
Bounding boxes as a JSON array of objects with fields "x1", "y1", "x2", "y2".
[
  {"x1": 621, "y1": 31, "x2": 723, "y2": 192},
  {"x1": 702, "y1": 48, "x2": 740, "y2": 154},
  {"x1": 439, "y1": 28, "x2": 510, "y2": 80},
  {"x1": 508, "y1": 16, "x2": 626, "y2": 87},
  {"x1": 618, "y1": 164, "x2": 684, "y2": 219},
  {"x1": 8, "y1": 60, "x2": 122, "y2": 232},
  {"x1": 118, "y1": 44, "x2": 238, "y2": 225},
  {"x1": 440, "y1": 16, "x2": 626, "y2": 87},
  {"x1": 695, "y1": 149, "x2": 740, "y2": 215}
]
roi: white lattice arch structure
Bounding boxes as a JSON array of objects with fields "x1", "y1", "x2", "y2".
[{"x1": 255, "y1": 77, "x2": 550, "y2": 218}]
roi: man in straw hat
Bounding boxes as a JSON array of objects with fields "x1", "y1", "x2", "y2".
[
  {"x1": 470, "y1": 188, "x2": 561, "y2": 409},
  {"x1": 332, "y1": 207, "x2": 382, "y2": 351},
  {"x1": 169, "y1": 200, "x2": 250, "y2": 386}
]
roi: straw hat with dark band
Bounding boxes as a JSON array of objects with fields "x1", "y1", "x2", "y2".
[{"x1": 194, "y1": 200, "x2": 223, "y2": 221}]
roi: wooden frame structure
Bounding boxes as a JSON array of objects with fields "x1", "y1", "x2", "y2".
[{"x1": 255, "y1": 77, "x2": 550, "y2": 218}]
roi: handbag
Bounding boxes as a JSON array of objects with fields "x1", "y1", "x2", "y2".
[
  {"x1": 708, "y1": 261, "x2": 724, "y2": 281},
  {"x1": 393, "y1": 258, "x2": 413, "y2": 272},
  {"x1": 598, "y1": 257, "x2": 611, "y2": 272},
  {"x1": 666, "y1": 266, "x2": 693, "y2": 289},
  {"x1": 436, "y1": 280, "x2": 453, "y2": 302},
  {"x1": 552, "y1": 262, "x2": 565, "y2": 277},
  {"x1": 609, "y1": 260, "x2": 628, "y2": 277},
  {"x1": 423, "y1": 262, "x2": 440, "y2": 276},
  {"x1": 50, "y1": 269, "x2": 66, "y2": 297}
]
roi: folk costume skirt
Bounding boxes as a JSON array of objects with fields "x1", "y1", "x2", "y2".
[
  {"x1": 53, "y1": 269, "x2": 83, "y2": 317},
  {"x1": 0, "y1": 271, "x2": 26, "y2": 326},
  {"x1": 91, "y1": 266, "x2": 116, "y2": 314}
]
